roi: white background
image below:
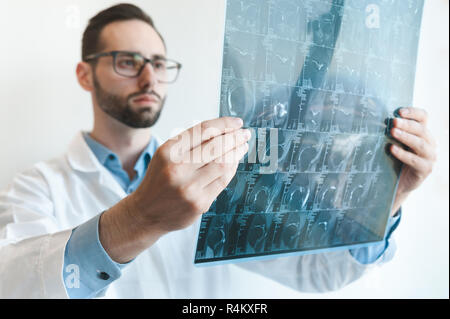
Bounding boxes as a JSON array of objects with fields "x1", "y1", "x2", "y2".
[{"x1": 0, "y1": 0, "x2": 447, "y2": 298}]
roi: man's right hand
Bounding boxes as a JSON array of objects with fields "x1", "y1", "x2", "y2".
[{"x1": 99, "y1": 117, "x2": 251, "y2": 263}]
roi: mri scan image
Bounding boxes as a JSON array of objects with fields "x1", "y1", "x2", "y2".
[{"x1": 195, "y1": 0, "x2": 423, "y2": 264}]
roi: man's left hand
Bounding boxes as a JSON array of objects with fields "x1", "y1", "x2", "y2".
[{"x1": 389, "y1": 107, "x2": 437, "y2": 216}]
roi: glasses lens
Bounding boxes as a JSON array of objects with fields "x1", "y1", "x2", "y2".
[
  {"x1": 115, "y1": 53, "x2": 144, "y2": 77},
  {"x1": 114, "y1": 52, "x2": 180, "y2": 82},
  {"x1": 154, "y1": 59, "x2": 180, "y2": 83}
]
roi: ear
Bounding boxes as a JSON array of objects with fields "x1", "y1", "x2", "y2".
[{"x1": 76, "y1": 62, "x2": 94, "y2": 92}]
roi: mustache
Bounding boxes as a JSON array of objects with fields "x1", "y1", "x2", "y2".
[{"x1": 128, "y1": 90, "x2": 162, "y2": 102}]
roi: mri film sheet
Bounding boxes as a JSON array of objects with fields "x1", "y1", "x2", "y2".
[{"x1": 195, "y1": 0, "x2": 423, "y2": 264}]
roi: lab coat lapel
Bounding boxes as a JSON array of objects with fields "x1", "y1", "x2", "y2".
[{"x1": 66, "y1": 132, "x2": 127, "y2": 200}]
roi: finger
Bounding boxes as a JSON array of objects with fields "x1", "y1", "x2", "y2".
[
  {"x1": 186, "y1": 128, "x2": 251, "y2": 168},
  {"x1": 200, "y1": 143, "x2": 248, "y2": 191},
  {"x1": 166, "y1": 117, "x2": 244, "y2": 152},
  {"x1": 203, "y1": 169, "x2": 238, "y2": 204},
  {"x1": 174, "y1": 129, "x2": 250, "y2": 168},
  {"x1": 398, "y1": 107, "x2": 428, "y2": 125},
  {"x1": 391, "y1": 128, "x2": 434, "y2": 159},
  {"x1": 391, "y1": 144, "x2": 433, "y2": 175},
  {"x1": 194, "y1": 160, "x2": 238, "y2": 190},
  {"x1": 392, "y1": 118, "x2": 435, "y2": 145}
]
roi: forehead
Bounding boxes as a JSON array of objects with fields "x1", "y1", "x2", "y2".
[{"x1": 99, "y1": 19, "x2": 166, "y2": 58}]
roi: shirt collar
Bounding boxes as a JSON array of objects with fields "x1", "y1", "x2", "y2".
[{"x1": 82, "y1": 132, "x2": 157, "y2": 174}]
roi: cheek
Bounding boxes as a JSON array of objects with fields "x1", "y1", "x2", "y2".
[
  {"x1": 107, "y1": 79, "x2": 139, "y2": 99},
  {"x1": 96, "y1": 64, "x2": 138, "y2": 95},
  {"x1": 114, "y1": 80, "x2": 139, "y2": 97}
]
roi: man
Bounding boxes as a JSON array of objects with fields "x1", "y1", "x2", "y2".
[{"x1": 0, "y1": 4, "x2": 437, "y2": 298}]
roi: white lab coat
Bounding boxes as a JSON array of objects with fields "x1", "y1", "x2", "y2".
[{"x1": 0, "y1": 132, "x2": 392, "y2": 298}]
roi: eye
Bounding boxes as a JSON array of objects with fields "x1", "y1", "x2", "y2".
[
  {"x1": 153, "y1": 60, "x2": 167, "y2": 70},
  {"x1": 116, "y1": 53, "x2": 143, "y2": 69},
  {"x1": 124, "y1": 59, "x2": 136, "y2": 66},
  {"x1": 117, "y1": 58, "x2": 137, "y2": 68}
]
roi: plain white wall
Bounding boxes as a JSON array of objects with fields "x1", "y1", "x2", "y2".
[{"x1": 0, "y1": 0, "x2": 448, "y2": 298}]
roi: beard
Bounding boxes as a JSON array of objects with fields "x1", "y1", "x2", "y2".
[{"x1": 93, "y1": 73, "x2": 165, "y2": 129}]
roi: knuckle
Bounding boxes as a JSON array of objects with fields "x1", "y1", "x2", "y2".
[
  {"x1": 217, "y1": 161, "x2": 227, "y2": 170},
  {"x1": 416, "y1": 122, "x2": 427, "y2": 135},
  {"x1": 157, "y1": 144, "x2": 174, "y2": 161},
  {"x1": 410, "y1": 156, "x2": 419, "y2": 168},
  {"x1": 224, "y1": 117, "x2": 235, "y2": 129},
  {"x1": 188, "y1": 199, "x2": 203, "y2": 213},
  {"x1": 200, "y1": 120, "x2": 210, "y2": 133},
  {"x1": 164, "y1": 165, "x2": 181, "y2": 184},
  {"x1": 178, "y1": 185, "x2": 199, "y2": 208},
  {"x1": 418, "y1": 138, "x2": 426, "y2": 150},
  {"x1": 155, "y1": 145, "x2": 168, "y2": 158},
  {"x1": 397, "y1": 117, "x2": 408, "y2": 129}
]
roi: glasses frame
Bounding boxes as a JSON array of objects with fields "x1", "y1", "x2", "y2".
[{"x1": 84, "y1": 50, "x2": 182, "y2": 84}]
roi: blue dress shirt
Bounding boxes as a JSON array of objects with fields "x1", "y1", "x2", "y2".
[{"x1": 63, "y1": 133, "x2": 401, "y2": 298}]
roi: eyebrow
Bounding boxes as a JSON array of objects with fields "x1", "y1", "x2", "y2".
[
  {"x1": 151, "y1": 54, "x2": 167, "y2": 60},
  {"x1": 130, "y1": 51, "x2": 167, "y2": 60}
]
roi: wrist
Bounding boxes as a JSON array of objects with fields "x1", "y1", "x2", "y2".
[
  {"x1": 391, "y1": 188, "x2": 410, "y2": 217},
  {"x1": 125, "y1": 191, "x2": 168, "y2": 238},
  {"x1": 99, "y1": 196, "x2": 165, "y2": 264}
]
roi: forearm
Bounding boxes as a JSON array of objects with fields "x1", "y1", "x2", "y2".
[{"x1": 99, "y1": 195, "x2": 167, "y2": 264}]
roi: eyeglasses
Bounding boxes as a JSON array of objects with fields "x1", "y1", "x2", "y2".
[{"x1": 84, "y1": 50, "x2": 182, "y2": 84}]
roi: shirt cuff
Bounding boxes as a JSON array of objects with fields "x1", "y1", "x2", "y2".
[
  {"x1": 349, "y1": 208, "x2": 402, "y2": 265},
  {"x1": 63, "y1": 212, "x2": 131, "y2": 298}
]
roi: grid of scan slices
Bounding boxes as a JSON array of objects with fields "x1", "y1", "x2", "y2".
[{"x1": 195, "y1": 0, "x2": 423, "y2": 263}]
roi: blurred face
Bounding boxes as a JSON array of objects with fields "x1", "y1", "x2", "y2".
[{"x1": 92, "y1": 19, "x2": 168, "y2": 128}]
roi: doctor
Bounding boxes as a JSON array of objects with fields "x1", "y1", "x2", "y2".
[{"x1": 0, "y1": 4, "x2": 437, "y2": 298}]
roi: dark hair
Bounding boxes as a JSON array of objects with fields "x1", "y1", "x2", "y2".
[{"x1": 82, "y1": 3, "x2": 165, "y2": 61}]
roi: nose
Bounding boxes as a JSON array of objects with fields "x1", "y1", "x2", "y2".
[{"x1": 138, "y1": 61, "x2": 157, "y2": 90}]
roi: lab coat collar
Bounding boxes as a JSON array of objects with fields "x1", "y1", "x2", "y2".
[
  {"x1": 66, "y1": 131, "x2": 163, "y2": 198},
  {"x1": 66, "y1": 132, "x2": 127, "y2": 198},
  {"x1": 66, "y1": 132, "x2": 103, "y2": 173},
  {"x1": 66, "y1": 131, "x2": 163, "y2": 173}
]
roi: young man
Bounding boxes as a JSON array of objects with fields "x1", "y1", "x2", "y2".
[{"x1": 0, "y1": 4, "x2": 436, "y2": 298}]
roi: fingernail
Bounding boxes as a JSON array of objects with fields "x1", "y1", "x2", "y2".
[
  {"x1": 234, "y1": 118, "x2": 243, "y2": 127},
  {"x1": 394, "y1": 118, "x2": 403, "y2": 128},
  {"x1": 242, "y1": 129, "x2": 252, "y2": 140},
  {"x1": 400, "y1": 108, "x2": 410, "y2": 116},
  {"x1": 393, "y1": 128, "x2": 402, "y2": 136},
  {"x1": 391, "y1": 144, "x2": 400, "y2": 152}
]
